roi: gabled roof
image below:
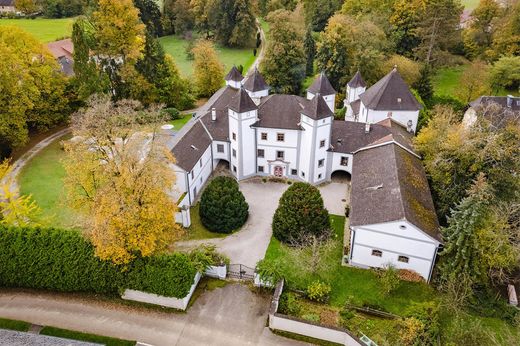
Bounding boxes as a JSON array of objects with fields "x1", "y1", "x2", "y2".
[
  {"x1": 171, "y1": 121, "x2": 212, "y2": 171},
  {"x1": 253, "y1": 94, "x2": 307, "y2": 130},
  {"x1": 301, "y1": 93, "x2": 333, "y2": 120},
  {"x1": 228, "y1": 87, "x2": 257, "y2": 113},
  {"x1": 347, "y1": 71, "x2": 366, "y2": 88},
  {"x1": 308, "y1": 72, "x2": 336, "y2": 95},
  {"x1": 46, "y1": 39, "x2": 74, "y2": 60},
  {"x1": 360, "y1": 68, "x2": 422, "y2": 111},
  {"x1": 350, "y1": 143, "x2": 441, "y2": 242},
  {"x1": 224, "y1": 66, "x2": 243, "y2": 82},
  {"x1": 243, "y1": 67, "x2": 269, "y2": 92}
]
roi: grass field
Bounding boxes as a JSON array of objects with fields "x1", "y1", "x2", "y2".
[
  {"x1": 159, "y1": 35, "x2": 257, "y2": 77},
  {"x1": 18, "y1": 135, "x2": 83, "y2": 229},
  {"x1": 0, "y1": 18, "x2": 73, "y2": 43},
  {"x1": 462, "y1": 0, "x2": 480, "y2": 10}
]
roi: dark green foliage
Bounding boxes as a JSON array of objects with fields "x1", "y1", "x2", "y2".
[
  {"x1": 272, "y1": 182, "x2": 330, "y2": 244},
  {"x1": 162, "y1": 107, "x2": 181, "y2": 120},
  {"x1": 200, "y1": 177, "x2": 249, "y2": 234},
  {"x1": 278, "y1": 291, "x2": 302, "y2": 316},
  {"x1": 404, "y1": 301, "x2": 441, "y2": 345},
  {"x1": 210, "y1": 0, "x2": 256, "y2": 48},
  {"x1": 302, "y1": 0, "x2": 343, "y2": 31},
  {"x1": 133, "y1": 0, "x2": 163, "y2": 36},
  {"x1": 127, "y1": 254, "x2": 197, "y2": 298},
  {"x1": 413, "y1": 66, "x2": 434, "y2": 104},
  {"x1": 42, "y1": 0, "x2": 90, "y2": 18},
  {"x1": 429, "y1": 95, "x2": 466, "y2": 114},
  {"x1": 303, "y1": 26, "x2": 315, "y2": 76},
  {"x1": 0, "y1": 226, "x2": 197, "y2": 298}
]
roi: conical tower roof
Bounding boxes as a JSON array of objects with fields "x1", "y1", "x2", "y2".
[
  {"x1": 228, "y1": 87, "x2": 257, "y2": 113},
  {"x1": 347, "y1": 71, "x2": 366, "y2": 88},
  {"x1": 307, "y1": 71, "x2": 336, "y2": 95},
  {"x1": 225, "y1": 66, "x2": 244, "y2": 82},
  {"x1": 302, "y1": 93, "x2": 334, "y2": 120},
  {"x1": 243, "y1": 67, "x2": 269, "y2": 92}
]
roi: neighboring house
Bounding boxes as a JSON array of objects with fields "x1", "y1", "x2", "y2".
[
  {"x1": 0, "y1": 0, "x2": 15, "y2": 14},
  {"x1": 344, "y1": 67, "x2": 422, "y2": 133},
  {"x1": 169, "y1": 67, "x2": 440, "y2": 280},
  {"x1": 46, "y1": 39, "x2": 74, "y2": 76},
  {"x1": 463, "y1": 95, "x2": 520, "y2": 128}
]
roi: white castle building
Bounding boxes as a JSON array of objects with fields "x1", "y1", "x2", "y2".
[{"x1": 169, "y1": 67, "x2": 441, "y2": 281}]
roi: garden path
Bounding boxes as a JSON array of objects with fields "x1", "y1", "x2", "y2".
[{"x1": 0, "y1": 284, "x2": 307, "y2": 346}]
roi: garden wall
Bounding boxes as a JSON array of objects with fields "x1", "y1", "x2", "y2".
[
  {"x1": 268, "y1": 280, "x2": 363, "y2": 346},
  {"x1": 122, "y1": 272, "x2": 202, "y2": 310},
  {"x1": 204, "y1": 265, "x2": 227, "y2": 280}
]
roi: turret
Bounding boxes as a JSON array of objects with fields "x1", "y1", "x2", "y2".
[
  {"x1": 224, "y1": 66, "x2": 244, "y2": 89},
  {"x1": 345, "y1": 71, "x2": 366, "y2": 104},
  {"x1": 242, "y1": 67, "x2": 269, "y2": 103},
  {"x1": 307, "y1": 72, "x2": 336, "y2": 112}
]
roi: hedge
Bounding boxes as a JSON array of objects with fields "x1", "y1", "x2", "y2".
[{"x1": 0, "y1": 226, "x2": 196, "y2": 298}]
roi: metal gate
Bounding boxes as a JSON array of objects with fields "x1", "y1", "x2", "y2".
[{"x1": 227, "y1": 264, "x2": 255, "y2": 280}]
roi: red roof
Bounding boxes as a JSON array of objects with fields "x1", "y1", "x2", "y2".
[{"x1": 46, "y1": 39, "x2": 74, "y2": 60}]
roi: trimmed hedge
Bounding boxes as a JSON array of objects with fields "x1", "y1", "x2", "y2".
[
  {"x1": 0, "y1": 226, "x2": 196, "y2": 298},
  {"x1": 200, "y1": 176, "x2": 249, "y2": 233}
]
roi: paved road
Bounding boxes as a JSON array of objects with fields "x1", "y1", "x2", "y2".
[{"x1": 0, "y1": 285, "x2": 306, "y2": 346}]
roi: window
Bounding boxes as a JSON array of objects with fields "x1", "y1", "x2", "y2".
[
  {"x1": 257, "y1": 149, "x2": 265, "y2": 158},
  {"x1": 398, "y1": 256, "x2": 409, "y2": 263},
  {"x1": 232, "y1": 132, "x2": 236, "y2": 140},
  {"x1": 232, "y1": 149, "x2": 237, "y2": 158},
  {"x1": 291, "y1": 169, "x2": 297, "y2": 175},
  {"x1": 217, "y1": 144, "x2": 224, "y2": 153},
  {"x1": 258, "y1": 166, "x2": 264, "y2": 172},
  {"x1": 191, "y1": 171, "x2": 194, "y2": 179},
  {"x1": 301, "y1": 171, "x2": 305, "y2": 177},
  {"x1": 340, "y1": 156, "x2": 349, "y2": 166},
  {"x1": 277, "y1": 133, "x2": 285, "y2": 142},
  {"x1": 318, "y1": 173, "x2": 322, "y2": 179},
  {"x1": 320, "y1": 140, "x2": 326, "y2": 148},
  {"x1": 261, "y1": 132, "x2": 268, "y2": 140},
  {"x1": 318, "y1": 159, "x2": 324, "y2": 167},
  {"x1": 371, "y1": 250, "x2": 382, "y2": 257},
  {"x1": 276, "y1": 151, "x2": 284, "y2": 160},
  {"x1": 233, "y1": 165, "x2": 237, "y2": 173}
]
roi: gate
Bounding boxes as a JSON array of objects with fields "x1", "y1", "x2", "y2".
[{"x1": 227, "y1": 264, "x2": 255, "y2": 280}]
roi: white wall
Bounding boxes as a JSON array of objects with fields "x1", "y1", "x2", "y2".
[
  {"x1": 298, "y1": 114, "x2": 315, "y2": 183},
  {"x1": 212, "y1": 140, "x2": 230, "y2": 161},
  {"x1": 313, "y1": 117, "x2": 332, "y2": 183},
  {"x1": 307, "y1": 92, "x2": 336, "y2": 112},
  {"x1": 346, "y1": 86, "x2": 365, "y2": 104},
  {"x1": 186, "y1": 146, "x2": 213, "y2": 203},
  {"x1": 256, "y1": 128, "x2": 299, "y2": 177},
  {"x1": 349, "y1": 221, "x2": 440, "y2": 281},
  {"x1": 229, "y1": 109, "x2": 258, "y2": 180},
  {"x1": 329, "y1": 153, "x2": 353, "y2": 176},
  {"x1": 367, "y1": 109, "x2": 419, "y2": 133}
]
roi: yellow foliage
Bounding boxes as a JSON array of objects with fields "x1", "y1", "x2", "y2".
[{"x1": 192, "y1": 40, "x2": 225, "y2": 97}]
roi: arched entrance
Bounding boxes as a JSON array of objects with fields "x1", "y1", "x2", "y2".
[{"x1": 331, "y1": 170, "x2": 351, "y2": 183}]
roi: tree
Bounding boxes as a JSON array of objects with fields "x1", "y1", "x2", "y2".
[
  {"x1": 41, "y1": 0, "x2": 90, "y2": 18},
  {"x1": 209, "y1": 0, "x2": 256, "y2": 47},
  {"x1": 390, "y1": 0, "x2": 423, "y2": 57},
  {"x1": 63, "y1": 96, "x2": 182, "y2": 264},
  {"x1": 133, "y1": 0, "x2": 163, "y2": 37},
  {"x1": 0, "y1": 160, "x2": 42, "y2": 227},
  {"x1": 302, "y1": 0, "x2": 343, "y2": 31},
  {"x1": 382, "y1": 55, "x2": 421, "y2": 86},
  {"x1": 316, "y1": 14, "x2": 387, "y2": 89},
  {"x1": 0, "y1": 26, "x2": 69, "y2": 155},
  {"x1": 455, "y1": 60, "x2": 491, "y2": 103},
  {"x1": 191, "y1": 0, "x2": 213, "y2": 38},
  {"x1": 414, "y1": 0, "x2": 463, "y2": 65},
  {"x1": 272, "y1": 182, "x2": 330, "y2": 244},
  {"x1": 413, "y1": 65, "x2": 434, "y2": 104},
  {"x1": 492, "y1": 1, "x2": 520, "y2": 58},
  {"x1": 192, "y1": 40, "x2": 225, "y2": 97},
  {"x1": 286, "y1": 231, "x2": 336, "y2": 274},
  {"x1": 261, "y1": 9, "x2": 306, "y2": 94},
  {"x1": 380, "y1": 264, "x2": 400, "y2": 296},
  {"x1": 163, "y1": 0, "x2": 194, "y2": 35},
  {"x1": 489, "y1": 56, "x2": 520, "y2": 92},
  {"x1": 462, "y1": 0, "x2": 500, "y2": 59},
  {"x1": 14, "y1": 0, "x2": 39, "y2": 14},
  {"x1": 303, "y1": 26, "x2": 316, "y2": 76},
  {"x1": 199, "y1": 176, "x2": 249, "y2": 233}
]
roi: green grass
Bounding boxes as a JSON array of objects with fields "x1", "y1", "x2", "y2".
[
  {"x1": 462, "y1": 0, "x2": 480, "y2": 10},
  {"x1": 18, "y1": 135, "x2": 83, "y2": 229},
  {"x1": 159, "y1": 35, "x2": 257, "y2": 77},
  {"x1": 183, "y1": 204, "x2": 227, "y2": 240},
  {"x1": 0, "y1": 18, "x2": 73, "y2": 43},
  {"x1": 0, "y1": 318, "x2": 31, "y2": 332},
  {"x1": 40, "y1": 326, "x2": 135, "y2": 346},
  {"x1": 171, "y1": 114, "x2": 193, "y2": 130}
]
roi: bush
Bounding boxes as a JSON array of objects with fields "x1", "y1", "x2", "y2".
[
  {"x1": 199, "y1": 176, "x2": 249, "y2": 234},
  {"x1": 272, "y1": 182, "x2": 330, "y2": 244},
  {"x1": 379, "y1": 264, "x2": 400, "y2": 296},
  {"x1": 278, "y1": 291, "x2": 302, "y2": 316},
  {"x1": 0, "y1": 226, "x2": 199, "y2": 298},
  {"x1": 162, "y1": 107, "x2": 182, "y2": 120},
  {"x1": 306, "y1": 280, "x2": 331, "y2": 303},
  {"x1": 189, "y1": 244, "x2": 229, "y2": 272}
]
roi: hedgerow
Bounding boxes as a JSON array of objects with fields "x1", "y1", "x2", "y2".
[{"x1": 0, "y1": 226, "x2": 197, "y2": 298}]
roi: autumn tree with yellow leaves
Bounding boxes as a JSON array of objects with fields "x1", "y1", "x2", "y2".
[{"x1": 63, "y1": 95, "x2": 182, "y2": 264}]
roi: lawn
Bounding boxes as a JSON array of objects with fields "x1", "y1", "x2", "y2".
[
  {"x1": 0, "y1": 318, "x2": 30, "y2": 332},
  {"x1": 18, "y1": 135, "x2": 83, "y2": 229},
  {"x1": 0, "y1": 18, "x2": 73, "y2": 43},
  {"x1": 171, "y1": 114, "x2": 193, "y2": 130},
  {"x1": 159, "y1": 35, "x2": 257, "y2": 77},
  {"x1": 182, "y1": 203, "x2": 227, "y2": 241},
  {"x1": 462, "y1": 0, "x2": 480, "y2": 10}
]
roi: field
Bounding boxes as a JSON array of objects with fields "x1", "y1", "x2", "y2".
[
  {"x1": 462, "y1": 0, "x2": 480, "y2": 10},
  {"x1": 159, "y1": 35, "x2": 257, "y2": 77},
  {"x1": 0, "y1": 18, "x2": 73, "y2": 42}
]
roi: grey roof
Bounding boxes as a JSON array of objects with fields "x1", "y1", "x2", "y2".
[
  {"x1": 0, "y1": 329, "x2": 101, "y2": 346},
  {"x1": 308, "y1": 72, "x2": 336, "y2": 95},
  {"x1": 469, "y1": 96, "x2": 520, "y2": 112},
  {"x1": 243, "y1": 67, "x2": 269, "y2": 92},
  {"x1": 57, "y1": 56, "x2": 74, "y2": 76},
  {"x1": 348, "y1": 71, "x2": 366, "y2": 88},
  {"x1": 350, "y1": 143, "x2": 441, "y2": 242},
  {"x1": 224, "y1": 66, "x2": 243, "y2": 82},
  {"x1": 350, "y1": 99, "x2": 361, "y2": 116},
  {"x1": 360, "y1": 68, "x2": 422, "y2": 111},
  {"x1": 330, "y1": 119, "x2": 414, "y2": 154},
  {"x1": 301, "y1": 93, "x2": 334, "y2": 120},
  {"x1": 200, "y1": 110, "x2": 229, "y2": 141},
  {"x1": 228, "y1": 87, "x2": 257, "y2": 113},
  {"x1": 253, "y1": 94, "x2": 308, "y2": 130},
  {"x1": 171, "y1": 121, "x2": 212, "y2": 171},
  {"x1": 0, "y1": 0, "x2": 14, "y2": 6}
]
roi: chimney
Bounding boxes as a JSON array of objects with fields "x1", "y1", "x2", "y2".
[
  {"x1": 365, "y1": 122, "x2": 370, "y2": 133},
  {"x1": 507, "y1": 95, "x2": 513, "y2": 108},
  {"x1": 211, "y1": 108, "x2": 216, "y2": 121},
  {"x1": 407, "y1": 120, "x2": 413, "y2": 133}
]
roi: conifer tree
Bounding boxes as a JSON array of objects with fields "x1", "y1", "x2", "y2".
[
  {"x1": 304, "y1": 26, "x2": 316, "y2": 77},
  {"x1": 413, "y1": 65, "x2": 434, "y2": 105}
]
